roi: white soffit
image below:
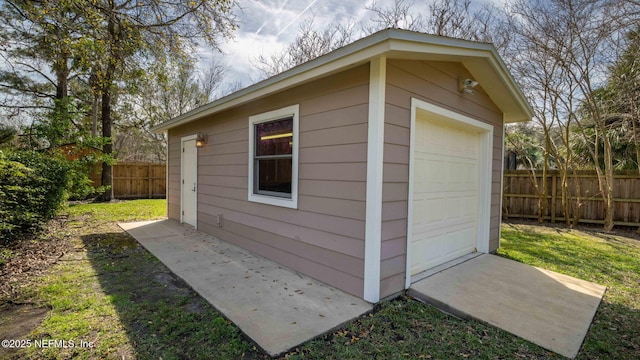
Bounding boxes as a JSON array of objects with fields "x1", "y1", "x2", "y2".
[{"x1": 152, "y1": 29, "x2": 532, "y2": 133}]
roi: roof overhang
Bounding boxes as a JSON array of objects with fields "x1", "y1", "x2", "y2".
[{"x1": 152, "y1": 29, "x2": 532, "y2": 133}]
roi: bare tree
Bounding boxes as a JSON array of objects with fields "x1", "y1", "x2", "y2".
[
  {"x1": 199, "y1": 62, "x2": 227, "y2": 104},
  {"x1": 364, "y1": 0, "x2": 424, "y2": 33},
  {"x1": 425, "y1": 0, "x2": 475, "y2": 39},
  {"x1": 114, "y1": 58, "x2": 229, "y2": 162},
  {"x1": 508, "y1": 0, "x2": 636, "y2": 230},
  {"x1": 419, "y1": 0, "x2": 512, "y2": 54},
  {"x1": 255, "y1": 0, "x2": 510, "y2": 79},
  {"x1": 253, "y1": 19, "x2": 354, "y2": 78}
]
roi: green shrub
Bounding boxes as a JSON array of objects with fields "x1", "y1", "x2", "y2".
[
  {"x1": 64, "y1": 151, "x2": 107, "y2": 200},
  {"x1": 0, "y1": 150, "x2": 70, "y2": 244}
]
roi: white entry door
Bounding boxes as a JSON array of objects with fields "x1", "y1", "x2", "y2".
[
  {"x1": 410, "y1": 110, "x2": 482, "y2": 276},
  {"x1": 181, "y1": 136, "x2": 197, "y2": 227}
]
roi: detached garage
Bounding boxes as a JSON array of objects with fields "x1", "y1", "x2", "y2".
[{"x1": 152, "y1": 29, "x2": 532, "y2": 303}]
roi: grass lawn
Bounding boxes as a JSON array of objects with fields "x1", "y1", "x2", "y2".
[
  {"x1": 499, "y1": 222, "x2": 640, "y2": 359},
  {"x1": 1, "y1": 201, "x2": 638, "y2": 359},
  {"x1": 1, "y1": 200, "x2": 257, "y2": 360}
]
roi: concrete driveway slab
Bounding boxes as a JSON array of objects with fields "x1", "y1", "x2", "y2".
[
  {"x1": 119, "y1": 220, "x2": 372, "y2": 357},
  {"x1": 410, "y1": 254, "x2": 606, "y2": 359}
]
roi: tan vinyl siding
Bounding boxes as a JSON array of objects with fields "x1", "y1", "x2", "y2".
[
  {"x1": 299, "y1": 180, "x2": 366, "y2": 201},
  {"x1": 380, "y1": 101, "x2": 411, "y2": 298},
  {"x1": 382, "y1": 201, "x2": 408, "y2": 221},
  {"x1": 379, "y1": 59, "x2": 504, "y2": 298},
  {"x1": 300, "y1": 143, "x2": 367, "y2": 164},
  {"x1": 167, "y1": 64, "x2": 369, "y2": 297}
]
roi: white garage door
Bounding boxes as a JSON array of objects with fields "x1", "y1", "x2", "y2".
[{"x1": 410, "y1": 114, "x2": 480, "y2": 276}]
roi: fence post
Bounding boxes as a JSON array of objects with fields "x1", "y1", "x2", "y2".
[
  {"x1": 551, "y1": 173, "x2": 556, "y2": 223},
  {"x1": 148, "y1": 163, "x2": 152, "y2": 199}
]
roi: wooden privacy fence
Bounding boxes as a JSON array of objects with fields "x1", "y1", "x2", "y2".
[
  {"x1": 503, "y1": 170, "x2": 640, "y2": 227},
  {"x1": 91, "y1": 163, "x2": 166, "y2": 199}
]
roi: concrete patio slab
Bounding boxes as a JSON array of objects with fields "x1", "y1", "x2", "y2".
[
  {"x1": 410, "y1": 254, "x2": 606, "y2": 359},
  {"x1": 119, "y1": 220, "x2": 372, "y2": 357}
]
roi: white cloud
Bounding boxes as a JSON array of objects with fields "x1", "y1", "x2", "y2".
[
  {"x1": 215, "y1": 0, "x2": 395, "y2": 83},
  {"x1": 218, "y1": 31, "x2": 285, "y2": 85},
  {"x1": 275, "y1": 0, "x2": 321, "y2": 37},
  {"x1": 207, "y1": 0, "x2": 508, "y2": 90}
]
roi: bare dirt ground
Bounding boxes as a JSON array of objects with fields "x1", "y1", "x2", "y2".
[
  {"x1": 0, "y1": 217, "x2": 70, "y2": 300},
  {"x1": 0, "y1": 218, "x2": 72, "y2": 359}
]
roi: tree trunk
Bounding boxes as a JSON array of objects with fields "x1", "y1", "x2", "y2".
[
  {"x1": 571, "y1": 170, "x2": 583, "y2": 227},
  {"x1": 632, "y1": 104, "x2": 640, "y2": 176},
  {"x1": 89, "y1": 72, "x2": 99, "y2": 137},
  {"x1": 56, "y1": 71, "x2": 68, "y2": 100},
  {"x1": 55, "y1": 58, "x2": 69, "y2": 129},
  {"x1": 92, "y1": 95, "x2": 98, "y2": 137},
  {"x1": 540, "y1": 135, "x2": 550, "y2": 222},
  {"x1": 591, "y1": 120, "x2": 615, "y2": 231},
  {"x1": 630, "y1": 100, "x2": 640, "y2": 234},
  {"x1": 100, "y1": 9, "x2": 117, "y2": 202},
  {"x1": 603, "y1": 135, "x2": 615, "y2": 231},
  {"x1": 560, "y1": 164, "x2": 570, "y2": 226},
  {"x1": 524, "y1": 164, "x2": 544, "y2": 222},
  {"x1": 100, "y1": 90, "x2": 113, "y2": 201}
]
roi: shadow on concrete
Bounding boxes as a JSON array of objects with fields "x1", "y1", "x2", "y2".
[{"x1": 118, "y1": 220, "x2": 373, "y2": 357}]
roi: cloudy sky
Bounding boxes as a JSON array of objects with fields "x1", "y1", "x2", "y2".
[
  {"x1": 204, "y1": 0, "x2": 500, "y2": 91},
  {"x1": 214, "y1": 0, "x2": 382, "y2": 87}
]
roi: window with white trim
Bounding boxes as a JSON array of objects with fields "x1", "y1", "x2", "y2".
[{"x1": 248, "y1": 105, "x2": 299, "y2": 208}]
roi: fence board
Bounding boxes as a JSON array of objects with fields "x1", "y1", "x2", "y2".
[
  {"x1": 503, "y1": 170, "x2": 640, "y2": 227},
  {"x1": 90, "y1": 163, "x2": 166, "y2": 199}
]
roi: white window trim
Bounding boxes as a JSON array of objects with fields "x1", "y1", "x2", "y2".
[{"x1": 248, "y1": 104, "x2": 299, "y2": 209}]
